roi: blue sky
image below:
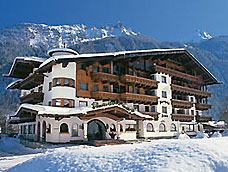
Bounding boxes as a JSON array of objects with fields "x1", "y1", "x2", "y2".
[{"x1": 1, "y1": 0, "x2": 228, "y2": 42}]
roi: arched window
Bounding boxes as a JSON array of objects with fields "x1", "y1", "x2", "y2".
[
  {"x1": 120, "y1": 124, "x2": 123, "y2": 132},
  {"x1": 170, "y1": 123, "x2": 176, "y2": 132},
  {"x1": 159, "y1": 123, "x2": 166, "y2": 132},
  {"x1": 147, "y1": 123, "x2": 154, "y2": 132},
  {"x1": 72, "y1": 124, "x2": 78, "y2": 137},
  {"x1": 110, "y1": 124, "x2": 116, "y2": 132},
  {"x1": 60, "y1": 123, "x2": 69, "y2": 133}
]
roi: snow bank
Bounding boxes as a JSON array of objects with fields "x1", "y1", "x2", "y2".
[
  {"x1": 222, "y1": 130, "x2": 228, "y2": 137},
  {"x1": 175, "y1": 133, "x2": 190, "y2": 140},
  {"x1": 210, "y1": 131, "x2": 222, "y2": 138},
  {"x1": 5, "y1": 138, "x2": 228, "y2": 172},
  {"x1": 194, "y1": 131, "x2": 209, "y2": 139}
]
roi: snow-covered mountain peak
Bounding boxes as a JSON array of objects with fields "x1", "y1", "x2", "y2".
[
  {"x1": 197, "y1": 30, "x2": 213, "y2": 40},
  {"x1": 4, "y1": 22, "x2": 139, "y2": 49}
]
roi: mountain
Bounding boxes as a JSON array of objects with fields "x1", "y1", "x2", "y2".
[{"x1": 0, "y1": 23, "x2": 227, "y2": 121}]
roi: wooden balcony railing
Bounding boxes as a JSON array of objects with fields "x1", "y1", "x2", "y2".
[
  {"x1": 171, "y1": 84, "x2": 211, "y2": 97},
  {"x1": 20, "y1": 73, "x2": 44, "y2": 90},
  {"x1": 196, "y1": 115, "x2": 212, "y2": 122},
  {"x1": 141, "y1": 112, "x2": 159, "y2": 120},
  {"x1": 120, "y1": 74, "x2": 158, "y2": 88},
  {"x1": 121, "y1": 93, "x2": 158, "y2": 104},
  {"x1": 195, "y1": 103, "x2": 212, "y2": 110},
  {"x1": 171, "y1": 114, "x2": 194, "y2": 122},
  {"x1": 20, "y1": 92, "x2": 44, "y2": 104},
  {"x1": 91, "y1": 72, "x2": 119, "y2": 83},
  {"x1": 171, "y1": 99, "x2": 193, "y2": 108},
  {"x1": 91, "y1": 91, "x2": 120, "y2": 100},
  {"x1": 152, "y1": 65, "x2": 198, "y2": 82}
]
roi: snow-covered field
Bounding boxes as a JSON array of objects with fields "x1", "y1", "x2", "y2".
[{"x1": 1, "y1": 136, "x2": 228, "y2": 172}]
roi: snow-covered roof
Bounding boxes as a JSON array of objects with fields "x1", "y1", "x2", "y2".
[
  {"x1": 12, "y1": 103, "x2": 153, "y2": 119},
  {"x1": 47, "y1": 48, "x2": 79, "y2": 57},
  {"x1": 5, "y1": 56, "x2": 46, "y2": 79}
]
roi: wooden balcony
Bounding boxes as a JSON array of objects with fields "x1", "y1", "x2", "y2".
[
  {"x1": 152, "y1": 65, "x2": 198, "y2": 82},
  {"x1": 20, "y1": 73, "x2": 44, "y2": 90},
  {"x1": 195, "y1": 103, "x2": 212, "y2": 110},
  {"x1": 91, "y1": 72, "x2": 119, "y2": 83},
  {"x1": 121, "y1": 93, "x2": 158, "y2": 104},
  {"x1": 196, "y1": 115, "x2": 212, "y2": 122},
  {"x1": 141, "y1": 112, "x2": 159, "y2": 120},
  {"x1": 91, "y1": 91, "x2": 120, "y2": 100},
  {"x1": 171, "y1": 99, "x2": 193, "y2": 108},
  {"x1": 20, "y1": 92, "x2": 44, "y2": 104},
  {"x1": 120, "y1": 74, "x2": 158, "y2": 88},
  {"x1": 171, "y1": 84, "x2": 211, "y2": 97},
  {"x1": 171, "y1": 114, "x2": 194, "y2": 122}
]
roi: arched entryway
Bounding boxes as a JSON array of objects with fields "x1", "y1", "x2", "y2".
[
  {"x1": 37, "y1": 122, "x2": 40, "y2": 141},
  {"x1": 87, "y1": 119, "x2": 106, "y2": 141},
  {"x1": 42, "y1": 121, "x2": 46, "y2": 142}
]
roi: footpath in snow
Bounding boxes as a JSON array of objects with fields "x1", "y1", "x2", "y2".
[{"x1": 1, "y1": 136, "x2": 228, "y2": 172}]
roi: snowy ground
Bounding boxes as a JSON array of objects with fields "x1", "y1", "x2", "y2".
[{"x1": 1, "y1": 136, "x2": 228, "y2": 172}]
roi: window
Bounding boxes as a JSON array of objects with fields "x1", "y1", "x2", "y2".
[
  {"x1": 63, "y1": 99, "x2": 70, "y2": 107},
  {"x1": 120, "y1": 125, "x2": 123, "y2": 132},
  {"x1": 49, "y1": 82, "x2": 52, "y2": 91},
  {"x1": 191, "y1": 110, "x2": 194, "y2": 115},
  {"x1": 102, "y1": 67, "x2": 109, "y2": 73},
  {"x1": 161, "y1": 76, "x2": 166, "y2": 83},
  {"x1": 147, "y1": 123, "x2": 154, "y2": 132},
  {"x1": 125, "y1": 124, "x2": 136, "y2": 131},
  {"x1": 33, "y1": 124, "x2": 36, "y2": 134},
  {"x1": 93, "y1": 85, "x2": 98, "y2": 91},
  {"x1": 170, "y1": 123, "x2": 177, "y2": 132},
  {"x1": 48, "y1": 101, "x2": 51, "y2": 106},
  {"x1": 80, "y1": 83, "x2": 88, "y2": 90},
  {"x1": 151, "y1": 90, "x2": 156, "y2": 96},
  {"x1": 72, "y1": 124, "x2": 78, "y2": 137},
  {"x1": 70, "y1": 80, "x2": 75, "y2": 88},
  {"x1": 151, "y1": 106, "x2": 156, "y2": 112},
  {"x1": 64, "y1": 79, "x2": 70, "y2": 86},
  {"x1": 38, "y1": 86, "x2": 42, "y2": 93},
  {"x1": 60, "y1": 123, "x2": 69, "y2": 133},
  {"x1": 56, "y1": 99, "x2": 61, "y2": 107},
  {"x1": 79, "y1": 101, "x2": 88, "y2": 107},
  {"x1": 79, "y1": 64, "x2": 86, "y2": 70},
  {"x1": 145, "y1": 106, "x2": 150, "y2": 112},
  {"x1": 47, "y1": 124, "x2": 51, "y2": 133},
  {"x1": 134, "y1": 88, "x2": 140, "y2": 94},
  {"x1": 162, "y1": 106, "x2": 167, "y2": 113},
  {"x1": 56, "y1": 78, "x2": 61, "y2": 86},
  {"x1": 93, "y1": 66, "x2": 99, "y2": 72},
  {"x1": 103, "y1": 86, "x2": 108, "y2": 92},
  {"x1": 151, "y1": 75, "x2": 156, "y2": 81},
  {"x1": 133, "y1": 105, "x2": 139, "y2": 111},
  {"x1": 190, "y1": 97, "x2": 194, "y2": 102},
  {"x1": 162, "y1": 91, "x2": 167, "y2": 98},
  {"x1": 196, "y1": 111, "x2": 199, "y2": 116},
  {"x1": 120, "y1": 86, "x2": 126, "y2": 93},
  {"x1": 110, "y1": 124, "x2": 116, "y2": 132},
  {"x1": 159, "y1": 123, "x2": 166, "y2": 132},
  {"x1": 71, "y1": 100, "x2": 75, "y2": 108},
  {"x1": 23, "y1": 125, "x2": 26, "y2": 134}
]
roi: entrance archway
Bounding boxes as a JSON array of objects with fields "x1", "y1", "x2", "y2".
[
  {"x1": 42, "y1": 121, "x2": 46, "y2": 142},
  {"x1": 87, "y1": 119, "x2": 106, "y2": 141},
  {"x1": 37, "y1": 122, "x2": 40, "y2": 141}
]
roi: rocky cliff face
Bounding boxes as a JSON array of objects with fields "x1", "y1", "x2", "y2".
[{"x1": 0, "y1": 23, "x2": 227, "y2": 120}]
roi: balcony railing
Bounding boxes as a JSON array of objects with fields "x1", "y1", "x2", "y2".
[
  {"x1": 20, "y1": 73, "x2": 44, "y2": 90},
  {"x1": 141, "y1": 112, "x2": 159, "y2": 120},
  {"x1": 20, "y1": 92, "x2": 44, "y2": 104},
  {"x1": 121, "y1": 93, "x2": 158, "y2": 104},
  {"x1": 91, "y1": 72, "x2": 119, "y2": 83},
  {"x1": 196, "y1": 115, "x2": 212, "y2": 122},
  {"x1": 171, "y1": 114, "x2": 194, "y2": 122},
  {"x1": 171, "y1": 99, "x2": 193, "y2": 108},
  {"x1": 171, "y1": 84, "x2": 211, "y2": 97},
  {"x1": 152, "y1": 65, "x2": 198, "y2": 82},
  {"x1": 195, "y1": 103, "x2": 212, "y2": 110},
  {"x1": 91, "y1": 91, "x2": 120, "y2": 100},
  {"x1": 120, "y1": 74, "x2": 158, "y2": 88}
]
